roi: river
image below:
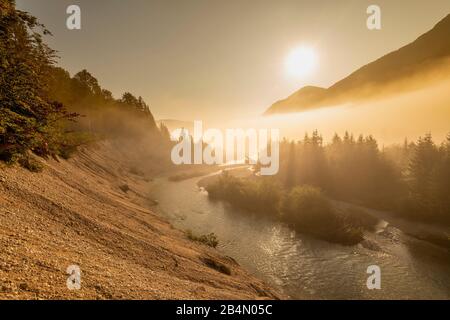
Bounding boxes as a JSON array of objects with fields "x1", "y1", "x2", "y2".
[{"x1": 149, "y1": 173, "x2": 450, "y2": 299}]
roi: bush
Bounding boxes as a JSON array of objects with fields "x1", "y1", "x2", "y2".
[
  {"x1": 281, "y1": 186, "x2": 332, "y2": 222},
  {"x1": 281, "y1": 186, "x2": 364, "y2": 245},
  {"x1": 186, "y1": 230, "x2": 219, "y2": 248},
  {"x1": 206, "y1": 173, "x2": 364, "y2": 245},
  {"x1": 18, "y1": 155, "x2": 43, "y2": 172},
  {"x1": 57, "y1": 132, "x2": 93, "y2": 160},
  {"x1": 206, "y1": 172, "x2": 281, "y2": 215},
  {"x1": 339, "y1": 207, "x2": 379, "y2": 232}
]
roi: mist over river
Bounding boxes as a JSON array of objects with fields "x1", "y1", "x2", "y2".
[
  {"x1": 150, "y1": 172, "x2": 450, "y2": 299},
  {"x1": 216, "y1": 79, "x2": 450, "y2": 146}
]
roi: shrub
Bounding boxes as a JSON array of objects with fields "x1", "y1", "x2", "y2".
[
  {"x1": 206, "y1": 172, "x2": 281, "y2": 215},
  {"x1": 18, "y1": 155, "x2": 43, "y2": 172},
  {"x1": 186, "y1": 230, "x2": 219, "y2": 248},
  {"x1": 206, "y1": 173, "x2": 364, "y2": 245},
  {"x1": 57, "y1": 131, "x2": 93, "y2": 160},
  {"x1": 281, "y1": 186, "x2": 364, "y2": 245},
  {"x1": 339, "y1": 207, "x2": 379, "y2": 232}
]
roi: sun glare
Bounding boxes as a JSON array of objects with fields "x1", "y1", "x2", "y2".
[{"x1": 285, "y1": 46, "x2": 317, "y2": 78}]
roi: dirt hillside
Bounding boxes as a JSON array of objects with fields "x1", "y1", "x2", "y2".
[{"x1": 0, "y1": 141, "x2": 283, "y2": 299}]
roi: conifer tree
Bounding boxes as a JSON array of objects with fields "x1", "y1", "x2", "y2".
[{"x1": 0, "y1": 0, "x2": 77, "y2": 163}]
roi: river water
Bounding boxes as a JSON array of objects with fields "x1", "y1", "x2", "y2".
[{"x1": 150, "y1": 174, "x2": 450, "y2": 299}]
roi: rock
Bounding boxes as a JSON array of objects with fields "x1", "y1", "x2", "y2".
[
  {"x1": 200, "y1": 256, "x2": 232, "y2": 275},
  {"x1": 18, "y1": 283, "x2": 29, "y2": 291}
]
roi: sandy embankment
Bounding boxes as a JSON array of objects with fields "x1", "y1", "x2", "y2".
[{"x1": 0, "y1": 141, "x2": 283, "y2": 299}]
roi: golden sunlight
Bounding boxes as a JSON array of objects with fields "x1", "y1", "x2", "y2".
[{"x1": 285, "y1": 46, "x2": 318, "y2": 78}]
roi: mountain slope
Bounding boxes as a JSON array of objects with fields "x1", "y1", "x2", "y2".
[
  {"x1": 265, "y1": 13, "x2": 450, "y2": 115},
  {"x1": 0, "y1": 141, "x2": 283, "y2": 299}
]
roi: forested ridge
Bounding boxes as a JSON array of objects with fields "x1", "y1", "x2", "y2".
[
  {"x1": 276, "y1": 131, "x2": 450, "y2": 225},
  {"x1": 206, "y1": 131, "x2": 450, "y2": 245},
  {"x1": 0, "y1": 0, "x2": 170, "y2": 170}
]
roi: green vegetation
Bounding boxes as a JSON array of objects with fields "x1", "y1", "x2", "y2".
[
  {"x1": 279, "y1": 131, "x2": 402, "y2": 209},
  {"x1": 281, "y1": 186, "x2": 363, "y2": 245},
  {"x1": 17, "y1": 154, "x2": 43, "y2": 173},
  {"x1": 0, "y1": 1, "x2": 79, "y2": 165},
  {"x1": 399, "y1": 134, "x2": 450, "y2": 224},
  {"x1": 340, "y1": 206, "x2": 379, "y2": 232},
  {"x1": 205, "y1": 173, "x2": 365, "y2": 245},
  {"x1": 207, "y1": 171, "x2": 281, "y2": 215},
  {"x1": 186, "y1": 230, "x2": 219, "y2": 248},
  {"x1": 205, "y1": 131, "x2": 450, "y2": 244},
  {"x1": 1, "y1": 1, "x2": 172, "y2": 171},
  {"x1": 48, "y1": 67, "x2": 161, "y2": 139},
  {"x1": 275, "y1": 131, "x2": 450, "y2": 226}
]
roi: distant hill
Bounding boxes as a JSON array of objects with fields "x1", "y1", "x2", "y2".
[{"x1": 265, "y1": 14, "x2": 450, "y2": 115}]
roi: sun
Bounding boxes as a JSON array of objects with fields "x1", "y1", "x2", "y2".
[{"x1": 285, "y1": 46, "x2": 318, "y2": 78}]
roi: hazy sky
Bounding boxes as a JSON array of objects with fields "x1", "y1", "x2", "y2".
[{"x1": 16, "y1": 0, "x2": 450, "y2": 123}]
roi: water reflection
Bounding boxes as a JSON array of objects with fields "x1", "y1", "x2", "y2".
[{"x1": 150, "y1": 175, "x2": 450, "y2": 299}]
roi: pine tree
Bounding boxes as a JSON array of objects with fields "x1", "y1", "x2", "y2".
[
  {"x1": 408, "y1": 134, "x2": 439, "y2": 215},
  {"x1": 431, "y1": 133, "x2": 450, "y2": 222},
  {"x1": 285, "y1": 141, "x2": 296, "y2": 189},
  {"x1": 0, "y1": 0, "x2": 78, "y2": 163}
]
